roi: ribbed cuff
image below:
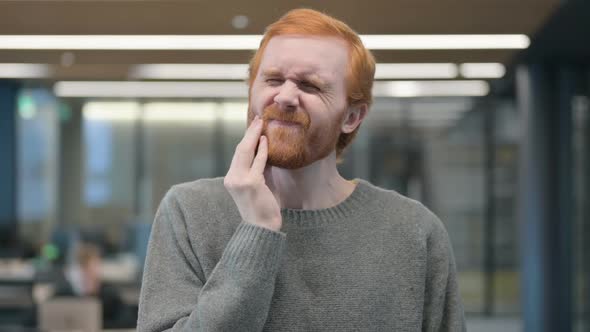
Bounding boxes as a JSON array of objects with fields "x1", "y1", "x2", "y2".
[{"x1": 220, "y1": 222, "x2": 286, "y2": 278}]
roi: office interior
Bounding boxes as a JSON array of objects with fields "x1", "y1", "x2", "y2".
[{"x1": 0, "y1": 1, "x2": 589, "y2": 331}]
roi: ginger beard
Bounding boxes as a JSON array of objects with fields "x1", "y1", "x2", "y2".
[{"x1": 248, "y1": 104, "x2": 345, "y2": 169}]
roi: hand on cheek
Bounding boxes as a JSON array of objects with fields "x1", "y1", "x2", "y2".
[{"x1": 224, "y1": 115, "x2": 282, "y2": 232}]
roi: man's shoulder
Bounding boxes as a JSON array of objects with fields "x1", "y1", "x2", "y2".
[
  {"x1": 158, "y1": 177, "x2": 241, "y2": 233},
  {"x1": 359, "y1": 179, "x2": 427, "y2": 215},
  {"x1": 170, "y1": 177, "x2": 225, "y2": 196},
  {"x1": 162, "y1": 177, "x2": 230, "y2": 210},
  {"x1": 359, "y1": 179, "x2": 446, "y2": 237}
]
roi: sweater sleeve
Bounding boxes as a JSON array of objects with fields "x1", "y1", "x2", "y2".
[
  {"x1": 421, "y1": 210, "x2": 466, "y2": 332},
  {"x1": 137, "y1": 189, "x2": 286, "y2": 332}
]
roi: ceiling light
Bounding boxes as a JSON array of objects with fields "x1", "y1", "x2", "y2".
[
  {"x1": 129, "y1": 64, "x2": 249, "y2": 80},
  {"x1": 0, "y1": 34, "x2": 529, "y2": 50},
  {"x1": 56, "y1": 80, "x2": 489, "y2": 98},
  {"x1": 83, "y1": 102, "x2": 141, "y2": 121},
  {"x1": 131, "y1": 63, "x2": 458, "y2": 80},
  {"x1": 130, "y1": 62, "x2": 503, "y2": 80},
  {"x1": 362, "y1": 35, "x2": 529, "y2": 50},
  {"x1": 0, "y1": 35, "x2": 262, "y2": 50},
  {"x1": 375, "y1": 63, "x2": 458, "y2": 79},
  {"x1": 373, "y1": 80, "x2": 489, "y2": 97},
  {"x1": 460, "y1": 63, "x2": 506, "y2": 78},
  {"x1": 0, "y1": 63, "x2": 52, "y2": 78},
  {"x1": 54, "y1": 81, "x2": 249, "y2": 98}
]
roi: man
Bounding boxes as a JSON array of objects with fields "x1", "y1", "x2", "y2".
[{"x1": 138, "y1": 8, "x2": 465, "y2": 332}]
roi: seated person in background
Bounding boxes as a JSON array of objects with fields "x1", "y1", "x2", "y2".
[{"x1": 53, "y1": 242, "x2": 126, "y2": 328}]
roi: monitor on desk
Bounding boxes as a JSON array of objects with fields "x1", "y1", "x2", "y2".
[{"x1": 38, "y1": 297, "x2": 101, "y2": 332}]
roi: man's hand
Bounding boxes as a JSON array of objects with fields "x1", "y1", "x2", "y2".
[{"x1": 224, "y1": 115, "x2": 282, "y2": 232}]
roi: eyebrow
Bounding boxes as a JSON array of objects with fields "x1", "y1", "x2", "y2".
[
  {"x1": 262, "y1": 68, "x2": 328, "y2": 87},
  {"x1": 261, "y1": 68, "x2": 282, "y2": 77}
]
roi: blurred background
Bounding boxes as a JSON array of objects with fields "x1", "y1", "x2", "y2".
[{"x1": 0, "y1": 0, "x2": 588, "y2": 331}]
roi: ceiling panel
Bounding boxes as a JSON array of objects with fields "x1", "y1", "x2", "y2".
[
  {"x1": 0, "y1": 0, "x2": 561, "y2": 80},
  {"x1": 0, "y1": 0, "x2": 560, "y2": 34}
]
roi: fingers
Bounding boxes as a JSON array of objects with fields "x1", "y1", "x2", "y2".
[
  {"x1": 251, "y1": 135, "x2": 268, "y2": 175},
  {"x1": 242, "y1": 116, "x2": 264, "y2": 149},
  {"x1": 230, "y1": 115, "x2": 263, "y2": 170}
]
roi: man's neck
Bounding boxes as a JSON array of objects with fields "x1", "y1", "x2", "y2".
[{"x1": 265, "y1": 152, "x2": 356, "y2": 210}]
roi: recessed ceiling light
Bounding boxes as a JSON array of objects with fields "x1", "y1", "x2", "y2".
[
  {"x1": 0, "y1": 63, "x2": 52, "y2": 78},
  {"x1": 459, "y1": 63, "x2": 506, "y2": 78},
  {"x1": 129, "y1": 64, "x2": 249, "y2": 80},
  {"x1": 375, "y1": 63, "x2": 458, "y2": 79},
  {"x1": 362, "y1": 35, "x2": 529, "y2": 50},
  {"x1": 373, "y1": 80, "x2": 489, "y2": 97},
  {"x1": 60, "y1": 52, "x2": 76, "y2": 67},
  {"x1": 54, "y1": 81, "x2": 249, "y2": 98},
  {"x1": 231, "y1": 15, "x2": 249, "y2": 30}
]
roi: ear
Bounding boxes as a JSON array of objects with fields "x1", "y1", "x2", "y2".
[{"x1": 341, "y1": 104, "x2": 368, "y2": 134}]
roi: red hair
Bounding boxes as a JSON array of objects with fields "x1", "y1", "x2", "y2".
[{"x1": 248, "y1": 8, "x2": 375, "y2": 157}]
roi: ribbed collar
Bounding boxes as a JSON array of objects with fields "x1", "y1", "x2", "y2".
[{"x1": 280, "y1": 178, "x2": 373, "y2": 226}]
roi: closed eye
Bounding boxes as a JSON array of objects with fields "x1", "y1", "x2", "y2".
[
  {"x1": 300, "y1": 81, "x2": 321, "y2": 93},
  {"x1": 265, "y1": 78, "x2": 284, "y2": 86}
]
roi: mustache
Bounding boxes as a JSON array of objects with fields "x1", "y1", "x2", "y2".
[{"x1": 261, "y1": 104, "x2": 310, "y2": 128}]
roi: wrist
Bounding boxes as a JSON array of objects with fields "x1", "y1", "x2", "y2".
[
  {"x1": 250, "y1": 218, "x2": 282, "y2": 232},
  {"x1": 263, "y1": 222, "x2": 282, "y2": 232}
]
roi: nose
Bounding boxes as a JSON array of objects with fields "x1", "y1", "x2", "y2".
[{"x1": 273, "y1": 81, "x2": 299, "y2": 110}]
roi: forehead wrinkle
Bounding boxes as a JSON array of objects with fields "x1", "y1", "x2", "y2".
[{"x1": 259, "y1": 35, "x2": 348, "y2": 79}]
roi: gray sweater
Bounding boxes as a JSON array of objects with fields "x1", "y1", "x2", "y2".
[{"x1": 138, "y1": 178, "x2": 466, "y2": 332}]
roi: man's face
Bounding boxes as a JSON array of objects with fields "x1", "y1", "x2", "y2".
[{"x1": 248, "y1": 35, "x2": 349, "y2": 169}]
